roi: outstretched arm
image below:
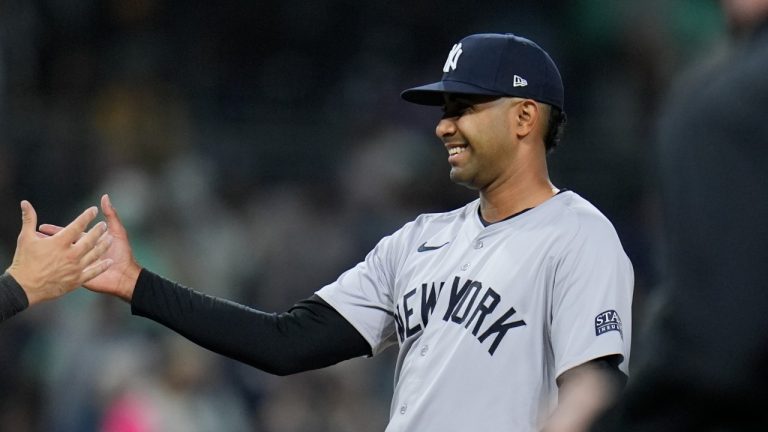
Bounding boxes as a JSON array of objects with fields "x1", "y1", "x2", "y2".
[
  {"x1": 40, "y1": 194, "x2": 371, "y2": 374},
  {"x1": 133, "y1": 270, "x2": 371, "y2": 375},
  {"x1": 1, "y1": 200, "x2": 112, "y2": 322}
]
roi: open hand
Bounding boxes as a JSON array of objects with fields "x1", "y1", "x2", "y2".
[
  {"x1": 6, "y1": 200, "x2": 113, "y2": 305},
  {"x1": 39, "y1": 194, "x2": 141, "y2": 302}
]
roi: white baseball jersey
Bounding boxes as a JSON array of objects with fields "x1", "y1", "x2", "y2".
[{"x1": 317, "y1": 191, "x2": 633, "y2": 431}]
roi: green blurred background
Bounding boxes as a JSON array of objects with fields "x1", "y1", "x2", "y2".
[{"x1": 0, "y1": 1, "x2": 724, "y2": 431}]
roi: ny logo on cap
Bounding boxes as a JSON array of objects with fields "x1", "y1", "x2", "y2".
[{"x1": 443, "y1": 43, "x2": 463, "y2": 72}]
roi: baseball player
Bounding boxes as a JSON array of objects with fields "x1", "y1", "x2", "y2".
[
  {"x1": 1, "y1": 201, "x2": 112, "y2": 323},
  {"x1": 48, "y1": 33, "x2": 633, "y2": 431}
]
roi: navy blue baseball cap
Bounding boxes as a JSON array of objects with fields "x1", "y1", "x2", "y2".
[{"x1": 401, "y1": 33, "x2": 564, "y2": 111}]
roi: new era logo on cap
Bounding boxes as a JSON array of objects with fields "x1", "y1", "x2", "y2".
[{"x1": 401, "y1": 33, "x2": 565, "y2": 111}]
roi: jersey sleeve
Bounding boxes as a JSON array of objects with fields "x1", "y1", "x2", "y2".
[
  {"x1": 0, "y1": 272, "x2": 29, "y2": 323},
  {"x1": 315, "y1": 227, "x2": 406, "y2": 356},
  {"x1": 550, "y1": 211, "x2": 634, "y2": 377}
]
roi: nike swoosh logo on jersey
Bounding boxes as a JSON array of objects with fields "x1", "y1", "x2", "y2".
[{"x1": 417, "y1": 242, "x2": 449, "y2": 252}]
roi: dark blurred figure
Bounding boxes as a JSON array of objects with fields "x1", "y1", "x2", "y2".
[{"x1": 594, "y1": 0, "x2": 768, "y2": 430}]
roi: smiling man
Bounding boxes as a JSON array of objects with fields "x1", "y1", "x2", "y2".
[{"x1": 64, "y1": 33, "x2": 633, "y2": 432}]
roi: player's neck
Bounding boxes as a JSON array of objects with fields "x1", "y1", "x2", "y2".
[{"x1": 478, "y1": 171, "x2": 557, "y2": 224}]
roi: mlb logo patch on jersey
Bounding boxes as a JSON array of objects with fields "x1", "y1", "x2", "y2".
[{"x1": 594, "y1": 310, "x2": 622, "y2": 337}]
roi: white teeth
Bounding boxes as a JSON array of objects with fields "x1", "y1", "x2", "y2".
[{"x1": 448, "y1": 146, "x2": 467, "y2": 156}]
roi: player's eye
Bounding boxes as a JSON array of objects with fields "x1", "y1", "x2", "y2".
[{"x1": 442, "y1": 102, "x2": 472, "y2": 119}]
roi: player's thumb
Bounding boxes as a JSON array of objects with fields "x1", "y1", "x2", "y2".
[
  {"x1": 101, "y1": 194, "x2": 126, "y2": 235},
  {"x1": 19, "y1": 200, "x2": 38, "y2": 237}
]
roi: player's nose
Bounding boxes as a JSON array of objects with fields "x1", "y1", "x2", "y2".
[{"x1": 435, "y1": 117, "x2": 457, "y2": 139}]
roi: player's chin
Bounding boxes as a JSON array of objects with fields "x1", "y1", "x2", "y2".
[{"x1": 449, "y1": 169, "x2": 481, "y2": 190}]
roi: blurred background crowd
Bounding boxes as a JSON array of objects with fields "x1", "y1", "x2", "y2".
[{"x1": 0, "y1": 1, "x2": 726, "y2": 431}]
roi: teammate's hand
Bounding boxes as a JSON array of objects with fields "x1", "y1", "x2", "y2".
[
  {"x1": 39, "y1": 194, "x2": 141, "y2": 302},
  {"x1": 6, "y1": 200, "x2": 114, "y2": 306}
]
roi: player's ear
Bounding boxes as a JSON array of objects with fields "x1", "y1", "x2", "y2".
[{"x1": 512, "y1": 99, "x2": 539, "y2": 137}]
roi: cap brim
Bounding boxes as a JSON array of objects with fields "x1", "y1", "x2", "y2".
[{"x1": 400, "y1": 80, "x2": 504, "y2": 106}]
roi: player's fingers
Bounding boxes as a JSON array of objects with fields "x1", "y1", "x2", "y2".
[
  {"x1": 79, "y1": 231, "x2": 112, "y2": 267},
  {"x1": 19, "y1": 200, "x2": 38, "y2": 238},
  {"x1": 37, "y1": 224, "x2": 64, "y2": 237},
  {"x1": 56, "y1": 206, "x2": 98, "y2": 244},
  {"x1": 38, "y1": 224, "x2": 64, "y2": 236},
  {"x1": 101, "y1": 194, "x2": 128, "y2": 236},
  {"x1": 80, "y1": 258, "x2": 114, "y2": 284},
  {"x1": 72, "y1": 221, "x2": 108, "y2": 258}
]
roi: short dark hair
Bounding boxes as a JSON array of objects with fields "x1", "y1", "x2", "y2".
[{"x1": 544, "y1": 107, "x2": 567, "y2": 153}]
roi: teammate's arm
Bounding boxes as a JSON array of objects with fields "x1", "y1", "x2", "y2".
[
  {"x1": 0, "y1": 273, "x2": 29, "y2": 322},
  {"x1": 543, "y1": 355, "x2": 626, "y2": 432}
]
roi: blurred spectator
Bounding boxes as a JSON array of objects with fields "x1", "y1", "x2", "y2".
[
  {"x1": 99, "y1": 337, "x2": 251, "y2": 432},
  {"x1": 593, "y1": 0, "x2": 768, "y2": 430}
]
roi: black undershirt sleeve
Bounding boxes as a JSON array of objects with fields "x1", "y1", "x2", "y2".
[
  {"x1": 130, "y1": 268, "x2": 372, "y2": 376},
  {"x1": 0, "y1": 272, "x2": 29, "y2": 323}
]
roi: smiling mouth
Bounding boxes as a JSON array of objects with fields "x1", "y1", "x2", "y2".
[{"x1": 448, "y1": 145, "x2": 468, "y2": 156}]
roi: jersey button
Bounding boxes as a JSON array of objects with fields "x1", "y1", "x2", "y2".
[
  {"x1": 420, "y1": 345, "x2": 429, "y2": 356},
  {"x1": 400, "y1": 404, "x2": 408, "y2": 415},
  {"x1": 460, "y1": 263, "x2": 470, "y2": 271},
  {"x1": 474, "y1": 241, "x2": 483, "y2": 249}
]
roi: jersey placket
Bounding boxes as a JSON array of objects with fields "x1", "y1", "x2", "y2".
[{"x1": 389, "y1": 218, "x2": 496, "y2": 429}]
